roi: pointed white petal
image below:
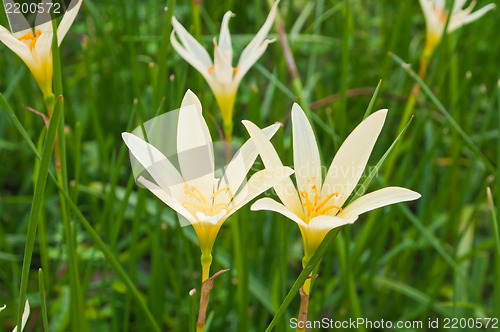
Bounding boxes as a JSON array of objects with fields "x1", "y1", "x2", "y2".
[
  {"x1": 462, "y1": 3, "x2": 496, "y2": 25},
  {"x1": 33, "y1": 21, "x2": 53, "y2": 62},
  {"x1": 321, "y1": 109, "x2": 387, "y2": 206},
  {"x1": 219, "y1": 123, "x2": 280, "y2": 201},
  {"x1": 237, "y1": 0, "x2": 278, "y2": 69},
  {"x1": 308, "y1": 214, "x2": 358, "y2": 232},
  {"x1": 251, "y1": 197, "x2": 307, "y2": 228},
  {"x1": 171, "y1": 17, "x2": 213, "y2": 69},
  {"x1": 0, "y1": 304, "x2": 5, "y2": 312},
  {"x1": 340, "y1": 187, "x2": 421, "y2": 219},
  {"x1": 35, "y1": 1, "x2": 53, "y2": 34},
  {"x1": 0, "y1": 25, "x2": 34, "y2": 65},
  {"x1": 177, "y1": 97, "x2": 214, "y2": 200},
  {"x1": 218, "y1": 11, "x2": 233, "y2": 62},
  {"x1": 452, "y1": 0, "x2": 469, "y2": 14},
  {"x1": 227, "y1": 166, "x2": 294, "y2": 218},
  {"x1": 138, "y1": 176, "x2": 197, "y2": 224},
  {"x1": 170, "y1": 29, "x2": 215, "y2": 86},
  {"x1": 234, "y1": 37, "x2": 274, "y2": 87},
  {"x1": 196, "y1": 210, "x2": 227, "y2": 225},
  {"x1": 57, "y1": 0, "x2": 83, "y2": 45},
  {"x1": 122, "y1": 132, "x2": 184, "y2": 196},
  {"x1": 213, "y1": 42, "x2": 234, "y2": 85},
  {"x1": 242, "y1": 120, "x2": 303, "y2": 216},
  {"x1": 12, "y1": 300, "x2": 30, "y2": 332},
  {"x1": 291, "y1": 103, "x2": 322, "y2": 206}
]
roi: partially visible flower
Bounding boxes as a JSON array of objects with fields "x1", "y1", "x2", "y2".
[
  {"x1": 0, "y1": 0, "x2": 83, "y2": 96},
  {"x1": 171, "y1": 1, "x2": 279, "y2": 141},
  {"x1": 0, "y1": 300, "x2": 30, "y2": 332},
  {"x1": 243, "y1": 104, "x2": 421, "y2": 263},
  {"x1": 419, "y1": 0, "x2": 496, "y2": 56},
  {"x1": 123, "y1": 90, "x2": 293, "y2": 281}
]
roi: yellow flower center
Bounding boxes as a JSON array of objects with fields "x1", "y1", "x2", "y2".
[
  {"x1": 300, "y1": 184, "x2": 342, "y2": 220},
  {"x1": 18, "y1": 29, "x2": 42, "y2": 51},
  {"x1": 181, "y1": 183, "x2": 230, "y2": 219}
]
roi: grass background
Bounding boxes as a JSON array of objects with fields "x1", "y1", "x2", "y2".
[{"x1": 0, "y1": 0, "x2": 499, "y2": 331}]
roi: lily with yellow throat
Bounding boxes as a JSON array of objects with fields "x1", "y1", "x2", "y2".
[
  {"x1": 243, "y1": 104, "x2": 421, "y2": 330},
  {"x1": 123, "y1": 90, "x2": 293, "y2": 331},
  {"x1": 170, "y1": 1, "x2": 279, "y2": 142},
  {"x1": 0, "y1": 0, "x2": 83, "y2": 103}
]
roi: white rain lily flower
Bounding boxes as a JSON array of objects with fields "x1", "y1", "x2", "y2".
[
  {"x1": 419, "y1": 0, "x2": 496, "y2": 54},
  {"x1": 0, "y1": 300, "x2": 30, "y2": 332},
  {"x1": 170, "y1": 1, "x2": 279, "y2": 140},
  {"x1": 0, "y1": 0, "x2": 83, "y2": 96},
  {"x1": 122, "y1": 90, "x2": 293, "y2": 281},
  {"x1": 243, "y1": 104, "x2": 421, "y2": 260}
]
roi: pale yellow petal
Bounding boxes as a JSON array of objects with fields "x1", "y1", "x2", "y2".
[
  {"x1": 177, "y1": 98, "x2": 214, "y2": 200},
  {"x1": 218, "y1": 11, "x2": 233, "y2": 62},
  {"x1": 340, "y1": 187, "x2": 421, "y2": 219},
  {"x1": 227, "y1": 166, "x2": 294, "y2": 218},
  {"x1": 12, "y1": 300, "x2": 30, "y2": 332},
  {"x1": 218, "y1": 123, "x2": 280, "y2": 203},
  {"x1": 57, "y1": 0, "x2": 83, "y2": 45},
  {"x1": 321, "y1": 109, "x2": 387, "y2": 206},
  {"x1": 242, "y1": 120, "x2": 303, "y2": 216},
  {"x1": 213, "y1": 42, "x2": 234, "y2": 85},
  {"x1": 122, "y1": 132, "x2": 184, "y2": 196},
  {"x1": 251, "y1": 197, "x2": 307, "y2": 228},
  {"x1": 291, "y1": 103, "x2": 322, "y2": 207}
]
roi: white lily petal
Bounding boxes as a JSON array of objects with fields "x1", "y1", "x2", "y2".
[
  {"x1": 227, "y1": 166, "x2": 294, "y2": 219},
  {"x1": 340, "y1": 187, "x2": 421, "y2": 219},
  {"x1": 171, "y1": 17, "x2": 213, "y2": 70},
  {"x1": 0, "y1": 304, "x2": 5, "y2": 312},
  {"x1": 3, "y1": 0, "x2": 31, "y2": 38},
  {"x1": 308, "y1": 214, "x2": 358, "y2": 232},
  {"x1": 238, "y1": 0, "x2": 278, "y2": 68},
  {"x1": 35, "y1": 1, "x2": 53, "y2": 35},
  {"x1": 251, "y1": 197, "x2": 307, "y2": 228},
  {"x1": 122, "y1": 132, "x2": 184, "y2": 196},
  {"x1": 321, "y1": 109, "x2": 387, "y2": 205},
  {"x1": 12, "y1": 300, "x2": 30, "y2": 332},
  {"x1": 234, "y1": 38, "x2": 273, "y2": 86},
  {"x1": 196, "y1": 210, "x2": 227, "y2": 226},
  {"x1": 219, "y1": 123, "x2": 280, "y2": 201},
  {"x1": 170, "y1": 30, "x2": 215, "y2": 86},
  {"x1": 0, "y1": 25, "x2": 34, "y2": 65},
  {"x1": 452, "y1": 0, "x2": 469, "y2": 14},
  {"x1": 138, "y1": 176, "x2": 197, "y2": 225},
  {"x1": 219, "y1": 11, "x2": 233, "y2": 62},
  {"x1": 177, "y1": 98, "x2": 214, "y2": 200},
  {"x1": 462, "y1": 3, "x2": 496, "y2": 25},
  {"x1": 291, "y1": 103, "x2": 322, "y2": 206},
  {"x1": 242, "y1": 120, "x2": 303, "y2": 216},
  {"x1": 213, "y1": 42, "x2": 234, "y2": 85},
  {"x1": 57, "y1": 0, "x2": 83, "y2": 45},
  {"x1": 33, "y1": 21, "x2": 53, "y2": 61}
]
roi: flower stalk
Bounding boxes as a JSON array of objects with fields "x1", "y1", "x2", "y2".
[{"x1": 196, "y1": 269, "x2": 229, "y2": 332}]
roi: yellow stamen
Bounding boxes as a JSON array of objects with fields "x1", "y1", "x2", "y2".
[
  {"x1": 232, "y1": 67, "x2": 238, "y2": 73},
  {"x1": 208, "y1": 65, "x2": 215, "y2": 73},
  {"x1": 300, "y1": 187, "x2": 343, "y2": 219},
  {"x1": 210, "y1": 187, "x2": 230, "y2": 200},
  {"x1": 18, "y1": 30, "x2": 41, "y2": 51}
]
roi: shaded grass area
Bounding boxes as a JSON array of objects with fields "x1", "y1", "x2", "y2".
[{"x1": 1, "y1": 0, "x2": 499, "y2": 331}]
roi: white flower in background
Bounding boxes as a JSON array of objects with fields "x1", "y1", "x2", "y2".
[
  {"x1": 0, "y1": 300, "x2": 30, "y2": 332},
  {"x1": 0, "y1": 0, "x2": 83, "y2": 96},
  {"x1": 170, "y1": 1, "x2": 279, "y2": 140},
  {"x1": 122, "y1": 90, "x2": 293, "y2": 280},
  {"x1": 419, "y1": 0, "x2": 496, "y2": 54},
  {"x1": 243, "y1": 104, "x2": 421, "y2": 259}
]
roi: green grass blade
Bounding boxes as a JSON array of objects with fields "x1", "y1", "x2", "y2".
[
  {"x1": 16, "y1": 96, "x2": 62, "y2": 328},
  {"x1": 362, "y1": 79, "x2": 382, "y2": 120},
  {"x1": 38, "y1": 268, "x2": 50, "y2": 332}
]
